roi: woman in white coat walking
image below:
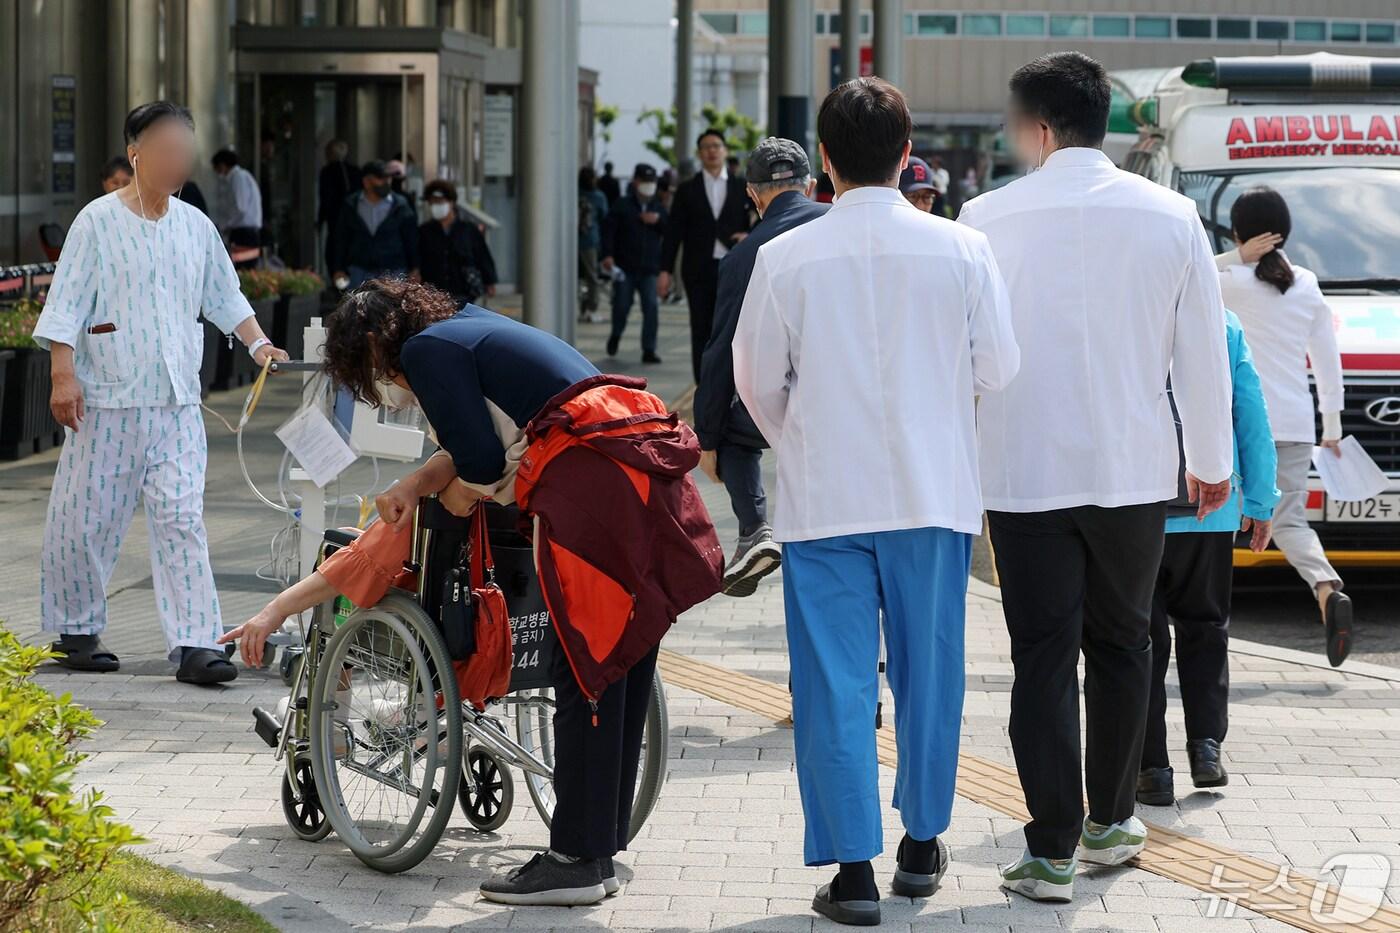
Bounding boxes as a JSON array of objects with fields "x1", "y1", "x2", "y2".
[{"x1": 1216, "y1": 186, "x2": 1352, "y2": 666}]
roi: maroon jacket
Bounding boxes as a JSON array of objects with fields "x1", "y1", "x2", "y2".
[{"x1": 515, "y1": 375, "x2": 723, "y2": 701}]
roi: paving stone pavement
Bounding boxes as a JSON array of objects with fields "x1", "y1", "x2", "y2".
[{"x1": 4, "y1": 300, "x2": 1399, "y2": 931}]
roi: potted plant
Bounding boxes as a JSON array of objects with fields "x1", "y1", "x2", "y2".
[
  {"x1": 0, "y1": 298, "x2": 63, "y2": 460},
  {"x1": 275, "y1": 269, "x2": 325, "y2": 362}
]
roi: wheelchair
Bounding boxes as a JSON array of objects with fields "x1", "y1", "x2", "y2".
[{"x1": 255, "y1": 498, "x2": 669, "y2": 874}]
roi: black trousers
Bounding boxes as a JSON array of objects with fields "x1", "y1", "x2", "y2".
[
  {"x1": 548, "y1": 642, "x2": 658, "y2": 858},
  {"x1": 717, "y1": 442, "x2": 766, "y2": 537},
  {"x1": 988, "y1": 502, "x2": 1166, "y2": 859},
  {"x1": 1143, "y1": 531, "x2": 1233, "y2": 771},
  {"x1": 683, "y1": 259, "x2": 720, "y2": 382}
]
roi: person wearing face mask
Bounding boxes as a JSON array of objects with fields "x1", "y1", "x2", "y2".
[
  {"x1": 417, "y1": 179, "x2": 498, "y2": 305},
  {"x1": 230, "y1": 278, "x2": 721, "y2": 905},
  {"x1": 331, "y1": 159, "x2": 420, "y2": 291},
  {"x1": 601, "y1": 163, "x2": 668, "y2": 363},
  {"x1": 734, "y1": 80, "x2": 1020, "y2": 925},
  {"x1": 694, "y1": 137, "x2": 826, "y2": 597},
  {"x1": 318, "y1": 139, "x2": 361, "y2": 275},
  {"x1": 33, "y1": 101, "x2": 288, "y2": 685},
  {"x1": 956, "y1": 53, "x2": 1234, "y2": 902}
]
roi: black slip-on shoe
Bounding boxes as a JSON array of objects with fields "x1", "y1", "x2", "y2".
[
  {"x1": 1324, "y1": 591, "x2": 1353, "y2": 667},
  {"x1": 479, "y1": 852, "x2": 607, "y2": 906},
  {"x1": 891, "y1": 834, "x2": 949, "y2": 898},
  {"x1": 51, "y1": 634, "x2": 120, "y2": 672},
  {"x1": 1136, "y1": 766, "x2": 1176, "y2": 805},
  {"x1": 176, "y1": 647, "x2": 237, "y2": 685},
  {"x1": 812, "y1": 876, "x2": 880, "y2": 926},
  {"x1": 1187, "y1": 739, "x2": 1228, "y2": 788}
]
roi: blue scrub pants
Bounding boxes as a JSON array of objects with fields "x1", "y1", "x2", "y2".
[{"x1": 782, "y1": 526, "x2": 971, "y2": 866}]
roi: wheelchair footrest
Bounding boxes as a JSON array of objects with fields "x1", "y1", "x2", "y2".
[{"x1": 252, "y1": 706, "x2": 282, "y2": 749}]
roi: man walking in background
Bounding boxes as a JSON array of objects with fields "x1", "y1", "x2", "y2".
[
  {"x1": 211, "y1": 148, "x2": 262, "y2": 249},
  {"x1": 661, "y1": 129, "x2": 751, "y2": 380},
  {"x1": 331, "y1": 159, "x2": 419, "y2": 290},
  {"x1": 735, "y1": 78, "x2": 1019, "y2": 926},
  {"x1": 318, "y1": 139, "x2": 360, "y2": 275},
  {"x1": 602, "y1": 163, "x2": 667, "y2": 363},
  {"x1": 958, "y1": 52, "x2": 1234, "y2": 903},
  {"x1": 695, "y1": 137, "x2": 825, "y2": 598}
]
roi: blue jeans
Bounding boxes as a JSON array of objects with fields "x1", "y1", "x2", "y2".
[
  {"x1": 610, "y1": 271, "x2": 659, "y2": 354},
  {"x1": 783, "y1": 526, "x2": 972, "y2": 865}
]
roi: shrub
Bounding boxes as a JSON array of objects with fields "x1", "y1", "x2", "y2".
[
  {"x1": 0, "y1": 626, "x2": 139, "y2": 931},
  {"x1": 236, "y1": 269, "x2": 280, "y2": 302},
  {"x1": 277, "y1": 269, "x2": 324, "y2": 297},
  {"x1": 0, "y1": 298, "x2": 44, "y2": 350}
]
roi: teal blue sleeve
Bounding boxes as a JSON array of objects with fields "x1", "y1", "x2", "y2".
[{"x1": 1230, "y1": 320, "x2": 1280, "y2": 521}]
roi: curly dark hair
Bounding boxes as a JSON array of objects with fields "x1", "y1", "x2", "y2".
[{"x1": 323, "y1": 278, "x2": 459, "y2": 406}]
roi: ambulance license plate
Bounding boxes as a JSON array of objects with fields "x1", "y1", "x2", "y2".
[{"x1": 1325, "y1": 493, "x2": 1400, "y2": 522}]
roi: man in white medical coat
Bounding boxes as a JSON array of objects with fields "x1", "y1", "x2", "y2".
[
  {"x1": 34, "y1": 101, "x2": 287, "y2": 684},
  {"x1": 734, "y1": 77, "x2": 1019, "y2": 926},
  {"x1": 958, "y1": 53, "x2": 1233, "y2": 902}
]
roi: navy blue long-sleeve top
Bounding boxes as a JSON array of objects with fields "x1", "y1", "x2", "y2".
[{"x1": 398, "y1": 306, "x2": 599, "y2": 485}]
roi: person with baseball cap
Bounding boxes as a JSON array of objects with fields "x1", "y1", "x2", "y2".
[
  {"x1": 898, "y1": 155, "x2": 940, "y2": 215},
  {"x1": 694, "y1": 137, "x2": 828, "y2": 597},
  {"x1": 601, "y1": 163, "x2": 667, "y2": 363}
]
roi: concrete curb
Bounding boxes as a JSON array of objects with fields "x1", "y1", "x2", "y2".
[{"x1": 967, "y1": 575, "x2": 1400, "y2": 684}]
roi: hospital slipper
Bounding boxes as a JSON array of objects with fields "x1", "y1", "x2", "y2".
[
  {"x1": 51, "y1": 634, "x2": 120, "y2": 673},
  {"x1": 812, "y1": 865, "x2": 881, "y2": 926},
  {"x1": 176, "y1": 646, "x2": 239, "y2": 685}
]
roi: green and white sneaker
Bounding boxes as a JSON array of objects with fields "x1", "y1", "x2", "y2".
[
  {"x1": 1000, "y1": 850, "x2": 1075, "y2": 902},
  {"x1": 1078, "y1": 815, "x2": 1147, "y2": 866}
]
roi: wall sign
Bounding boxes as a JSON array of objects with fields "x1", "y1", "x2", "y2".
[
  {"x1": 483, "y1": 92, "x2": 514, "y2": 178},
  {"x1": 52, "y1": 75, "x2": 77, "y2": 194}
]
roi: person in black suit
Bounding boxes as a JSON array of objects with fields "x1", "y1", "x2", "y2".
[
  {"x1": 695, "y1": 137, "x2": 826, "y2": 597},
  {"x1": 660, "y1": 129, "x2": 752, "y2": 381}
]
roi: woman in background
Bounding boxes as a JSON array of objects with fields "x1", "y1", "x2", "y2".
[{"x1": 1216, "y1": 186, "x2": 1352, "y2": 666}]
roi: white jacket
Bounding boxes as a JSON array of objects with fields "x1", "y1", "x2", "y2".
[
  {"x1": 959, "y1": 147, "x2": 1233, "y2": 513},
  {"x1": 1216, "y1": 252, "x2": 1343, "y2": 444},
  {"x1": 732, "y1": 184, "x2": 1020, "y2": 542}
]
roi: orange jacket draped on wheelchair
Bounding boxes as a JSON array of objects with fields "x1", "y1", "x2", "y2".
[{"x1": 319, "y1": 374, "x2": 723, "y2": 704}]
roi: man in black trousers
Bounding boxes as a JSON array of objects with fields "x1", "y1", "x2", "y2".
[
  {"x1": 695, "y1": 137, "x2": 826, "y2": 597},
  {"x1": 660, "y1": 129, "x2": 752, "y2": 381}
]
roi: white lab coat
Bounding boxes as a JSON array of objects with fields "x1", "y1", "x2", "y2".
[
  {"x1": 1216, "y1": 252, "x2": 1343, "y2": 444},
  {"x1": 732, "y1": 184, "x2": 1020, "y2": 542},
  {"x1": 958, "y1": 147, "x2": 1233, "y2": 513}
]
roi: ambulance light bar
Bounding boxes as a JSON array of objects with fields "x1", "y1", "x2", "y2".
[{"x1": 1182, "y1": 54, "x2": 1400, "y2": 91}]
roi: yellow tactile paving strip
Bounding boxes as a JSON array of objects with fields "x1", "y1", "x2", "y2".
[{"x1": 658, "y1": 649, "x2": 1400, "y2": 933}]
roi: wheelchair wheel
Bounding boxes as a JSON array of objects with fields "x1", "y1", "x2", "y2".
[
  {"x1": 308, "y1": 591, "x2": 463, "y2": 874},
  {"x1": 281, "y1": 756, "x2": 333, "y2": 842},
  {"x1": 515, "y1": 670, "x2": 669, "y2": 839},
  {"x1": 457, "y1": 746, "x2": 514, "y2": 832}
]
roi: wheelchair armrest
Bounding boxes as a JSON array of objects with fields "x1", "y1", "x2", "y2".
[{"x1": 324, "y1": 528, "x2": 360, "y2": 548}]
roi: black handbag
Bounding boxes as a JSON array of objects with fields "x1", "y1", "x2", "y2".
[{"x1": 439, "y1": 560, "x2": 479, "y2": 661}]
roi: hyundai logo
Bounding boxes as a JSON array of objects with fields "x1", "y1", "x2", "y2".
[{"x1": 1365, "y1": 397, "x2": 1400, "y2": 427}]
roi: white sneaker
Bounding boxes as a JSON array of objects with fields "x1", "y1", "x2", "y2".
[{"x1": 1078, "y1": 815, "x2": 1148, "y2": 866}]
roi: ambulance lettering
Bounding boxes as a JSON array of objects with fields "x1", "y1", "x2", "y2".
[{"x1": 1224, "y1": 113, "x2": 1400, "y2": 161}]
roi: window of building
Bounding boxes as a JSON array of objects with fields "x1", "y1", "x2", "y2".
[
  {"x1": 1367, "y1": 22, "x2": 1398, "y2": 43},
  {"x1": 1135, "y1": 16, "x2": 1171, "y2": 39},
  {"x1": 1217, "y1": 18, "x2": 1251, "y2": 41},
  {"x1": 700, "y1": 12, "x2": 737, "y2": 34},
  {"x1": 904, "y1": 13, "x2": 915, "y2": 34},
  {"x1": 815, "y1": 11, "x2": 826, "y2": 33},
  {"x1": 1294, "y1": 21, "x2": 1326, "y2": 42},
  {"x1": 1007, "y1": 14, "x2": 1046, "y2": 36},
  {"x1": 1256, "y1": 19, "x2": 1289, "y2": 41},
  {"x1": 1093, "y1": 15, "x2": 1131, "y2": 38},
  {"x1": 963, "y1": 13, "x2": 1001, "y2": 36},
  {"x1": 1331, "y1": 22, "x2": 1362, "y2": 42},
  {"x1": 916, "y1": 13, "x2": 957, "y2": 36},
  {"x1": 1176, "y1": 18, "x2": 1212, "y2": 39},
  {"x1": 738, "y1": 12, "x2": 767, "y2": 35},
  {"x1": 1050, "y1": 15, "x2": 1089, "y2": 37}
]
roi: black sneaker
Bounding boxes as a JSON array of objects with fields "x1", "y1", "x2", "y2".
[
  {"x1": 642, "y1": 351, "x2": 662, "y2": 364},
  {"x1": 478, "y1": 852, "x2": 607, "y2": 906},
  {"x1": 891, "y1": 834, "x2": 948, "y2": 897},
  {"x1": 600, "y1": 855, "x2": 620, "y2": 896},
  {"x1": 1136, "y1": 766, "x2": 1175, "y2": 805},
  {"x1": 606, "y1": 335, "x2": 620, "y2": 357},
  {"x1": 1186, "y1": 739, "x2": 1228, "y2": 788},
  {"x1": 812, "y1": 873, "x2": 880, "y2": 926}
]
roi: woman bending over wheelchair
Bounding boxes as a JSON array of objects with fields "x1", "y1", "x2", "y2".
[{"x1": 227, "y1": 280, "x2": 722, "y2": 905}]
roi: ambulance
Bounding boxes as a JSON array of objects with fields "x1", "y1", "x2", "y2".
[{"x1": 1122, "y1": 53, "x2": 1400, "y2": 570}]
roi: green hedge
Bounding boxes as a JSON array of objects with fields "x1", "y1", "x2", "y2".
[{"x1": 0, "y1": 627, "x2": 139, "y2": 931}]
